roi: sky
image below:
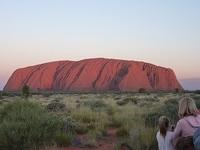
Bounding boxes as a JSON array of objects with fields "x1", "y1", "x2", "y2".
[{"x1": 0, "y1": 0, "x2": 200, "y2": 90}]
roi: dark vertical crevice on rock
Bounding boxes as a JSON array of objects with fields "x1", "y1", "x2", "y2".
[
  {"x1": 59, "y1": 62, "x2": 78, "y2": 89},
  {"x1": 109, "y1": 64, "x2": 130, "y2": 91},
  {"x1": 92, "y1": 61, "x2": 110, "y2": 89},
  {"x1": 39, "y1": 67, "x2": 47, "y2": 89},
  {"x1": 143, "y1": 63, "x2": 159, "y2": 89},
  {"x1": 52, "y1": 62, "x2": 71, "y2": 90},
  {"x1": 22, "y1": 65, "x2": 42, "y2": 86},
  {"x1": 67, "y1": 63, "x2": 86, "y2": 90}
]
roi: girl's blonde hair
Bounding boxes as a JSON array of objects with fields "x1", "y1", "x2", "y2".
[
  {"x1": 178, "y1": 97, "x2": 199, "y2": 118},
  {"x1": 158, "y1": 116, "x2": 170, "y2": 137}
]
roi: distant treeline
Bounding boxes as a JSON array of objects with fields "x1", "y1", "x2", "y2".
[{"x1": 0, "y1": 89, "x2": 200, "y2": 97}]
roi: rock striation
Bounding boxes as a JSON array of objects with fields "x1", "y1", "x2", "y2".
[{"x1": 4, "y1": 58, "x2": 183, "y2": 92}]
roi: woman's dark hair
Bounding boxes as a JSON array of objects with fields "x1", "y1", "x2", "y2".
[{"x1": 158, "y1": 116, "x2": 170, "y2": 137}]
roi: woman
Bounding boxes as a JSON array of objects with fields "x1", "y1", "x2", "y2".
[{"x1": 173, "y1": 97, "x2": 200, "y2": 149}]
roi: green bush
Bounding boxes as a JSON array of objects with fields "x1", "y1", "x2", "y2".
[
  {"x1": 81, "y1": 133, "x2": 97, "y2": 147},
  {"x1": 139, "y1": 88, "x2": 146, "y2": 93},
  {"x1": 41, "y1": 92, "x2": 53, "y2": 97},
  {"x1": 63, "y1": 116, "x2": 77, "y2": 134},
  {"x1": 116, "y1": 127, "x2": 129, "y2": 137},
  {"x1": 75, "y1": 123, "x2": 89, "y2": 134},
  {"x1": 114, "y1": 97, "x2": 121, "y2": 100},
  {"x1": 22, "y1": 85, "x2": 30, "y2": 98},
  {"x1": 0, "y1": 100, "x2": 63, "y2": 150},
  {"x1": 72, "y1": 107, "x2": 96, "y2": 124},
  {"x1": 194, "y1": 90, "x2": 200, "y2": 94},
  {"x1": 55, "y1": 132, "x2": 73, "y2": 147},
  {"x1": 106, "y1": 105, "x2": 117, "y2": 116},
  {"x1": 83, "y1": 100, "x2": 107, "y2": 111},
  {"x1": 116, "y1": 100, "x2": 129, "y2": 106},
  {"x1": 0, "y1": 91, "x2": 2, "y2": 99},
  {"x1": 46, "y1": 102, "x2": 66, "y2": 112},
  {"x1": 109, "y1": 116, "x2": 123, "y2": 128},
  {"x1": 129, "y1": 127, "x2": 157, "y2": 150}
]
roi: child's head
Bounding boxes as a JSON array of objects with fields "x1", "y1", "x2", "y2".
[{"x1": 158, "y1": 116, "x2": 170, "y2": 137}]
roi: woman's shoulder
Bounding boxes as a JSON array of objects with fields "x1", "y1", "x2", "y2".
[
  {"x1": 178, "y1": 115, "x2": 196, "y2": 122},
  {"x1": 178, "y1": 115, "x2": 200, "y2": 126},
  {"x1": 177, "y1": 118, "x2": 186, "y2": 125}
]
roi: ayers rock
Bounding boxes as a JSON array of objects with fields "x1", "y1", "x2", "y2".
[{"x1": 4, "y1": 58, "x2": 183, "y2": 92}]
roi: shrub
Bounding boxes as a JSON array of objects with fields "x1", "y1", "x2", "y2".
[
  {"x1": 96, "y1": 127, "x2": 108, "y2": 137},
  {"x1": 83, "y1": 100, "x2": 107, "y2": 111},
  {"x1": 81, "y1": 133, "x2": 97, "y2": 147},
  {"x1": 115, "y1": 127, "x2": 157, "y2": 150},
  {"x1": 191, "y1": 94, "x2": 200, "y2": 101},
  {"x1": 46, "y1": 102, "x2": 66, "y2": 112},
  {"x1": 129, "y1": 127, "x2": 157, "y2": 150},
  {"x1": 114, "y1": 97, "x2": 121, "y2": 100},
  {"x1": 145, "y1": 112, "x2": 160, "y2": 127},
  {"x1": 139, "y1": 88, "x2": 146, "y2": 93},
  {"x1": 116, "y1": 100, "x2": 129, "y2": 106},
  {"x1": 106, "y1": 105, "x2": 117, "y2": 116},
  {"x1": 63, "y1": 116, "x2": 77, "y2": 134},
  {"x1": 0, "y1": 91, "x2": 2, "y2": 100},
  {"x1": 75, "y1": 123, "x2": 89, "y2": 134},
  {"x1": 109, "y1": 115, "x2": 123, "y2": 128},
  {"x1": 72, "y1": 107, "x2": 109, "y2": 135},
  {"x1": 42, "y1": 92, "x2": 53, "y2": 97},
  {"x1": 0, "y1": 100, "x2": 63, "y2": 150},
  {"x1": 55, "y1": 132, "x2": 73, "y2": 147},
  {"x1": 53, "y1": 97, "x2": 62, "y2": 103},
  {"x1": 116, "y1": 127, "x2": 129, "y2": 137},
  {"x1": 72, "y1": 107, "x2": 96, "y2": 124},
  {"x1": 194, "y1": 90, "x2": 200, "y2": 94},
  {"x1": 146, "y1": 97, "x2": 159, "y2": 102},
  {"x1": 1, "y1": 92, "x2": 9, "y2": 96},
  {"x1": 123, "y1": 98, "x2": 138, "y2": 104},
  {"x1": 22, "y1": 85, "x2": 30, "y2": 98}
]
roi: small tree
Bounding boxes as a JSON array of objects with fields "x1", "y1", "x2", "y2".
[
  {"x1": 22, "y1": 85, "x2": 30, "y2": 99},
  {"x1": 194, "y1": 90, "x2": 200, "y2": 94},
  {"x1": 175, "y1": 88, "x2": 179, "y2": 93},
  {"x1": 139, "y1": 88, "x2": 146, "y2": 93},
  {"x1": 0, "y1": 91, "x2": 2, "y2": 99}
]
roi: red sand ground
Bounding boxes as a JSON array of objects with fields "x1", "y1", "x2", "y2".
[
  {"x1": 66, "y1": 128, "x2": 117, "y2": 150},
  {"x1": 47, "y1": 128, "x2": 118, "y2": 150}
]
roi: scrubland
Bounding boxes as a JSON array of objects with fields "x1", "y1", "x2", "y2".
[{"x1": 0, "y1": 91, "x2": 200, "y2": 150}]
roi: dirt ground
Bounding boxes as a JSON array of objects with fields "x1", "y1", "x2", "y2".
[{"x1": 67, "y1": 128, "x2": 117, "y2": 150}]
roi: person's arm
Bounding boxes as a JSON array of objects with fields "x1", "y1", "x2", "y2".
[
  {"x1": 173, "y1": 121, "x2": 182, "y2": 139},
  {"x1": 171, "y1": 120, "x2": 183, "y2": 146}
]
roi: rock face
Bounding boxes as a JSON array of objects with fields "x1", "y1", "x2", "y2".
[{"x1": 4, "y1": 58, "x2": 183, "y2": 92}]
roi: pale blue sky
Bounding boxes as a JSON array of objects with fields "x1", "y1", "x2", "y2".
[{"x1": 0, "y1": 0, "x2": 200, "y2": 90}]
